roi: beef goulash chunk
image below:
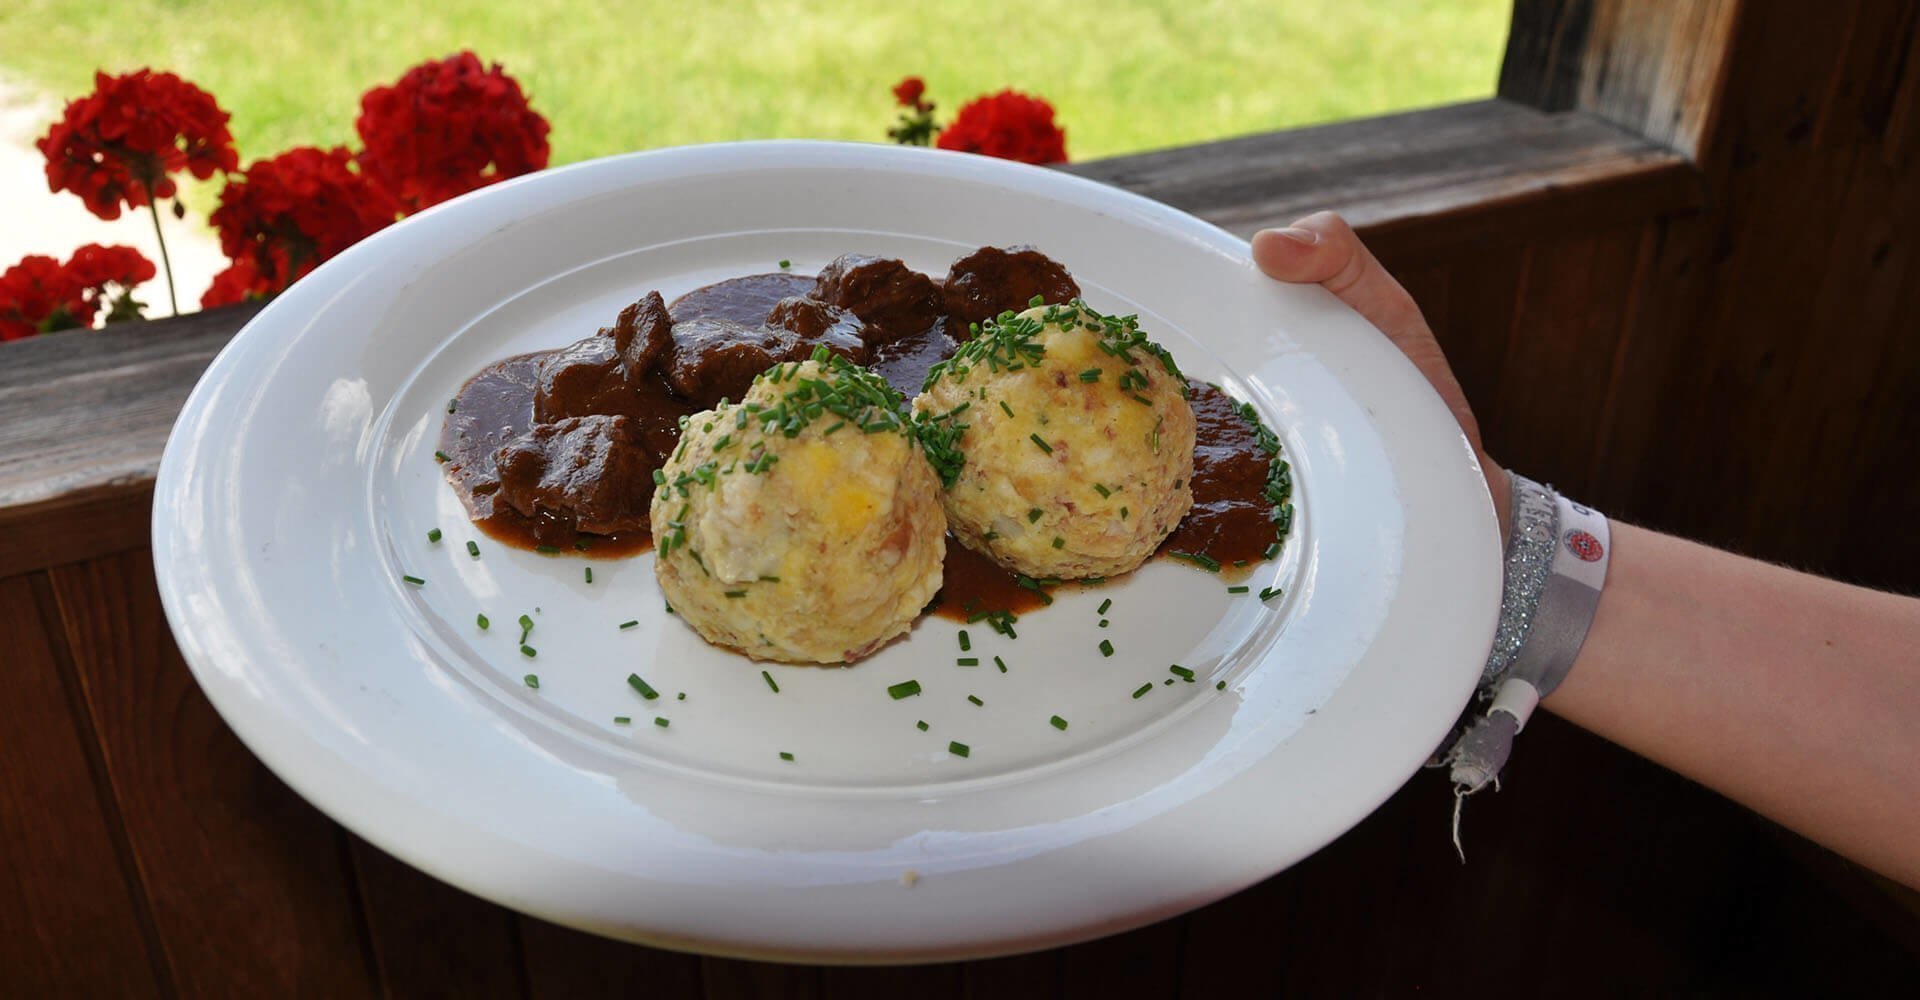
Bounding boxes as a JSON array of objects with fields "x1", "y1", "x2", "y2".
[
  {"x1": 943, "y1": 245, "x2": 1081, "y2": 328},
  {"x1": 493, "y1": 414, "x2": 658, "y2": 536},
  {"x1": 764, "y1": 296, "x2": 871, "y2": 363},
  {"x1": 531, "y1": 292, "x2": 685, "y2": 456},
  {"x1": 811, "y1": 253, "x2": 946, "y2": 345}
]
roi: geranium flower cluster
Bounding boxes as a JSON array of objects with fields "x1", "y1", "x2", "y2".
[
  {"x1": 355, "y1": 51, "x2": 552, "y2": 213},
  {"x1": 0, "y1": 244, "x2": 155, "y2": 341},
  {"x1": 36, "y1": 70, "x2": 239, "y2": 221},
  {"x1": 16, "y1": 54, "x2": 552, "y2": 331},
  {"x1": 887, "y1": 78, "x2": 1069, "y2": 165}
]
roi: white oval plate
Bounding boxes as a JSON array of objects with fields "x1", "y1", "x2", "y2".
[{"x1": 153, "y1": 141, "x2": 1498, "y2": 963}]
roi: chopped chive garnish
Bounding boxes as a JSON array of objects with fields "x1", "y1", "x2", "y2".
[
  {"x1": 724, "y1": 590, "x2": 747, "y2": 598},
  {"x1": 916, "y1": 720, "x2": 929, "y2": 731},
  {"x1": 1078, "y1": 368, "x2": 1102, "y2": 382},
  {"x1": 619, "y1": 619, "x2": 638, "y2": 630},
  {"x1": 1098, "y1": 619, "x2": 1110, "y2": 628},
  {"x1": 1263, "y1": 542, "x2": 1280, "y2": 560},
  {"x1": 1169, "y1": 550, "x2": 1222, "y2": 572},
  {"x1": 677, "y1": 692, "x2": 685, "y2": 700},
  {"x1": 1132, "y1": 683, "x2": 1153, "y2": 699},
  {"x1": 523, "y1": 674, "x2": 539, "y2": 689},
  {"x1": 476, "y1": 613, "x2": 489, "y2": 629},
  {"x1": 1052, "y1": 536, "x2": 1065, "y2": 549},
  {"x1": 999, "y1": 400, "x2": 1015, "y2": 417},
  {"x1": 967, "y1": 694, "x2": 983, "y2": 706},
  {"x1": 1228, "y1": 585, "x2": 1250, "y2": 594},
  {"x1": 1099, "y1": 639, "x2": 1115, "y2": 657},
  {"x1": 518, "y1": 614, "x2": 534, "y2": 642},
  {"x1": 1092, "y1": 483, "x2": 1111, "y2": 498},
  {"x1": 762, "y1": 669, "x2": 780, "y2": 693},
  {"x1": 994, "y1": 655, "x2": 1007, "y2": 673},
  {"x1": 427, "y1": 528, "x2": 442, "y2": 543},
  {"x1": 1121, "y1": 506, "x2": 1129, "y2": 519},
  {"x1": 654, "y1": 717, "x2": 670, "y2": 728},
  {"x1": 1026, "y1": 508, "x2": 1044, "y2": 525},
  {"x1": 584, "y1": 567, "x2": 593, "y2": 584},
  {"x1": 433, "y1": 450, "x2": 449, "y2": 463},
  {"x1": 614, "y1": 716, "x2": 631, "y2": 725},
  {"x1": 1259, "y1": 586, "x2": 1284, "y2": 602},
  {"x1": 1029, "y1": 433, "x2": 1053, "y2": 454},
  {"x1": 1097, "y1": 598, "x2": 1113, "y2": 615},
  {"x1": 447, "y1": 398, "x2": 457, "y2": 413},
  {"x1": 888, "y1": 679, "x2": 922, "y2": 699},
  {"x1": 1050, "y1": 715, "x2": 1068, "y2": 731},
  {"x1": 466, "y1": 540, "x2": 480, "y2": 557},
  {"x1": 958, "y1": 630, "x2": 972, "y2": 651},
  {"x1": 1216, "y1": 680, "x2": 1227, "y2": 690},
  {"x1": 760, "y1": 575, "x2": 781, "y2": 582},
  {"x1": 627, "y1": 673, "x2": 659, "y2": 700},
  {"x1": 948, "y1": 741, "x2": 970, "y2": 758},
  {"x1": 520, "y1": 644, "x2": 536, "y2": 657},
  {"x1": 1170, "y1": 665, "x2": 1195, "y2": 680},
  {"x1": 778, "y1": 259, "x2": 791, "y2": 268},
  {"x1": 402, "y1": 574, "x2": 425, "y2": 586},
  {"x1": 535, "y1": 544, "x2": 560, "y2": 554},
  {"x1": 958, "y1": 657, "x2": 979, "y2": 667},
  {"x1": 779, "y1": 751, "x2": 795, "y2": 761}
]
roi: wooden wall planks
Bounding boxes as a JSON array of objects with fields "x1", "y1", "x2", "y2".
[
  {"x1": 45, "y1": 550, "x2": 378, "y2": 997},
  {"x1": 0, "y1": 574, "x2": 163, "y2": 998}
]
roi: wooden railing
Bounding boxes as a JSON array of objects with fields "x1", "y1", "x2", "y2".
[{"x1": 4, "y1": 1, "x2": 1917, "y2": 994}]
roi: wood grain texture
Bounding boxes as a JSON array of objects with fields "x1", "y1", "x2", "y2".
[
  {"x1": 1068, "y1": 99, "x2": 1702, "y2": 257},
  {"x1": 348, "y1": 837, "x2": 524, "y2": 999},
  {"x1": 1502, "y1": 0, "x2": 1742, "y2": 158},
  {"x1": 0, "y1": 573, "x2": 164, "y2": 999},
  {"x1": 519, "y1": 916, "x2": 705, "y2": 998},
  {"x1": 47, "y1": 549, "x2": 378, "y2": 997},
  {"x1": 0, "y1": 302, "x2": 261, "y2": 512}
]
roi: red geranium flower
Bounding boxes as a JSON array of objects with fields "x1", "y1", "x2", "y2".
[
  {"x1": 936, "y1": 89, "x2": 1068, "y2": 165},
  {"x1": 36, "y1": 69, "x2": 239, "y2": 221},
  {"x1": 209, "y1": 146, "x2": 399, "y2": 297},
  {"x1": 893, "y1": 76, "x2": 928, "y2": 110},
  {"x1": 0, "y1": 244, "x2": 157, "y2": 340},
  {"x1": 0, "y1": 256, "x2": 75, "y2": 341},
  {"x1": 355, "y1": 51, "x2": 551, "y2": 212},
  {"x1": 200, "y1": 259, "x2": 270, "y2": 309}
]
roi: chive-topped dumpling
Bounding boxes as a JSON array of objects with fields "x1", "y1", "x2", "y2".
[
  {"x1": 652, "y1": 351, "x2": 946, "y2": 664},
  {"x1": 912, "y1": 301, "x2": 1195, "y2": 579}
]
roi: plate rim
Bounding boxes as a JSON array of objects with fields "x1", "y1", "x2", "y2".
[{"x1": 152, "y1": 139, "x2": 1500, "y2": 963}]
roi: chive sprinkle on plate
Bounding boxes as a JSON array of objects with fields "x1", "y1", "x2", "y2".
[
  {"x1": 475, "y1": 613, "x2": 489, "y2": 630},
  {"x1": 401, "y1": 574, "x2": 425, "y2": 586},
  {"x1": 1170, "y1": 664, "x2": 1195, "y2": 680},
  {"x1": 627, "y1": 673, "x2": 660, "y2": 700},
  {"x1": 779, "y1": 751, "x2": 794, "y2": 761},
  {"x1": 888, "y1": 679, "x2": 922, "y2": 699},
  {"x1": 1132, "y1": 682, "x2": 1153, "y2": 699},
  {"x1": 426, "y1": 528, "x2": 442, "y2": 543},
  {"x1": 1099, "y1": 639, "x2": 1115, "y2": 657},
  {"x1": 948, "y1": 741, "x2": 970, "y2": 758},
  {"x1": 1050, "y1": 715, "x2": 1069, "y2": 731},
  {"x1": 762, "y1": 669, "x2": 780, "y2": 693},
  {"x1": 522, "y1": 674, "x2": 539, "y2": 689},
  {"x1": 618, "y1": 619, "x2": 639, "y2": 630}
]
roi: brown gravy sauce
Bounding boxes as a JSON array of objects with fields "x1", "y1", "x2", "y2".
[{"x1": 441, "y1": 264, "x2": 1287, "y2": 618}]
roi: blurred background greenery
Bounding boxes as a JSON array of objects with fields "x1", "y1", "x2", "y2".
[{"x1": 1, "y1": 0, "x2": 1510, "y2": 164}]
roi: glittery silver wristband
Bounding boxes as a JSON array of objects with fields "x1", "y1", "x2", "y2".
[{"x1": 1481, "y1": 474, "x2": 1559, "y2": 688}]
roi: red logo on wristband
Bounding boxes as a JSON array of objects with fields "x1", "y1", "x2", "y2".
[{"x1": 1564, "y1": 529, "x2": 1603, "y2": 562}]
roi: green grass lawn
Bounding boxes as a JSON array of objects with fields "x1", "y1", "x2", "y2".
[{"x1": 3, "y1": 0, "x2": 1508, "y2": 166}]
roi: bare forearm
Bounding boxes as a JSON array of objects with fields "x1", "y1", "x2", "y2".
[{"x1": 1545, "y1": 523, "x2": 1920, "y2": 887}]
